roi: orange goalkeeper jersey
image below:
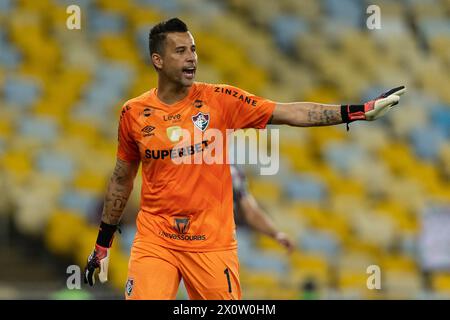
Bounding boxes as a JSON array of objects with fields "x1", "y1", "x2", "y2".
[{"x1": 117, "y1": 82, "x2": 275, "y2": 252}]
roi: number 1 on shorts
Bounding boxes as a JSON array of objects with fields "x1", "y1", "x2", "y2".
[{"x1": 224, "y1": 268, "x2": 232, "y2": 293}]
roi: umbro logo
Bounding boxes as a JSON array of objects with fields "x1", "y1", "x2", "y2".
[{"x1": 141, "y1": 125, "x2": 155, "y2": 137}]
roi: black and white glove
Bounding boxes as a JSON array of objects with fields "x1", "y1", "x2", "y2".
[
  {"x1": 84, "y1": 221, "x2": 117, "y2": 286},
  {"x1": 341, "y1": 86, "x2": 406, "y2": 129}
]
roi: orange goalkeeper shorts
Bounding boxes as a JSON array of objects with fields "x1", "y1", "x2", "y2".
[{"x1": 125, "y1": 241, "x2": 241, "y2": 300}]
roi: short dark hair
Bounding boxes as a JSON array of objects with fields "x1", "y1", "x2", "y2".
[{"x1": 149, "y1": 18, "x2": 188, "y2": 56}]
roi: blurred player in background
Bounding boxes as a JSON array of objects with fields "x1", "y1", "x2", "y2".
[
  {"x1": 231, "y1": 164, "x2": 294, "y2": 252},
  {"x1": 83, "y1": 17, "x2": 405, "y2": 300}
]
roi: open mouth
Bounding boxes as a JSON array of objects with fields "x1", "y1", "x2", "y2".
[{"x1": 182, "y1": 66, "x2": 196, "y2": 79}]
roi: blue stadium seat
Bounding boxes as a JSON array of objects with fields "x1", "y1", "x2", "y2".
[
  {"x1": 409, "y1": 125, "x2": 446, "y2": 161},
  {"x1": 430, "y1": 104, "x2": 450, "y2": 139},
  {"x1": 0, "y1": 30, "x2": 21, "y2": 68},
  {"x1": 37, "y1": 151, "x2": 75, "y2": 181},
  {"x1": 322, "y1": 0, "x2": 363, "y2": 28},
  {"x1": 0, "y1": 0, "x2": 13, "y2": 11},
  {"x1": 271, "y1": 15, "x2": 308, "y2": 53},
  {"x1": 59, "y1": 190, "x2": 100, "y2": 218},
  {"x1": 135, "y1": 26, "x2": 152, "y2": 61},
  {"x1": 418, "y1": 19, "x2": 450, "y2": 40},
  {"x1": 237, "y1": 228, "x2": 288, "y2": 274},
  {"x1": 0, "y1": 45, "x2": 21, "y2": 68},
  {"x1": 3, "y1": 76, "x2": 41, "y2": 109},
  {"x1": 0, "y1": 138, "x2": 5, "y2": 155},
  {"x1": 135, "y1": 0, "x2": 180, "y2": 13},
  {"x1": 55, "y1": 0, "x2": 94, "y2": 7},
  {"x1": 19, "y1": 117, "x2": 58, "y2": 143},
  {"x1": 299, "y1": 229, "x2": 341, "y2": 259},
  {"x1": 241, "y1": 251, "x2": 288, "y2": 275},
  {"x1": 323, "y1": 142, "x2": 367, "y2": 175},
  {"x1": 120, "y1": 224, "x2": 137, "y2": 252},
  {"x1": 89, "y1": 10, "x2": 125, "y2": 35},
  {"x1": 284, "y1": 174, "x2": 327, "y2": 203},
  {"x1": 236, "y1": 228, "x2": 255, "y2": 259}
]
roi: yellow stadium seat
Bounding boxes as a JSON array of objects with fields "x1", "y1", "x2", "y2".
[
  {"x1": 195, "y1": 31, "x2": 268, "y2": 94},
  {"x1": 64, "y1": 120, "x2": 101, "y2": 144},
  {"x1": 256, "y1": 234, "x2": 285, "y2": 253},
  {"x1": 380, "y1": 254, "x2": 418, "y2": 273},
  {"x1": 290, "y1": 252, "x2": 329, "y2": 285},
  {"x1": 337, "y1": 271, "x2": 369, "y2": 290},
  {"x1": 128, "y1": 8, "x2": 163, "y2": 29},
  {"x1": 376, "y1": 201, "x2": 419, "y2": 234},
  {"x1": 45, "y1": 210, "x2": 88, "y2": 257},
  {"x1": 429, "y1": 36, "x2": 450, "y2": 72},
  {"x1": 309, "y1": 126, "x2": 346, "y2": 147},
  {"x1": 344, "y1": 239, "x2": 384, "y2": 259},
  {"x1": 337, "y1": 249, "x2": 380, "y2": 272},
  {"x1": 338, "y1": 267, "x2": 385, "y2": 299},
  {"x1": 413, "y1": 161, "x2": 446, "y2": 196},
  {"x1": 73, "y1": 171, "x2": 108, "y2": 195},
  {"x1": 384, "y1": 270, "x2": 423, "y2": 299},
  {"x1": 379, "y1": 142, "x2": 420, "y2": 177},
  {"x1": 109, "y1": 251, "x2": 130, "y2": 291},
  {"x1": 332, "y1": 179, "x2": 366, "y2": 198},
  {"x1": 0, "y1": 119, "x2": 12, "y2": 138},
  {"x1": 351, "y1": 211, "x2": 398, "y2": 249},
  {"x1": 431, "y1": 272, "x2": 450, "y2": 295},
  {"x1": 247, "y1": 178, "x2": 282, "y2": 203},
  {"x1": 98, "y1": 34, "x2": 140, "y2": 63},
  {"x1": 74, "y1": 225, "x2": 101, "y2": 268},
  {"x1": 0, "y1": 151, "x2": 33, "y2": 183},
  {"x1": 303, "y1": 86, "x2": 340, "y2": 104},
  {"x1": 129, "y1": 72, "x2": 158, "y2": 98},
  {"x1": 96, "y1": 0, "x2": 133, "y2": 12},
  {"x1": 18, "y1": 0, "x2": 52, "y2": 11},
  {"x1": 241, "y1": 272, "x2": 281, "y2": 298}
]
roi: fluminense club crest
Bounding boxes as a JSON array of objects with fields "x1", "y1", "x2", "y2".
[
  {"x1": 191, "y1": 112, "x2": 210, "y2": 132},
  {"x1": 125, "y1": 278, "x2": 134, "y2": 296}
]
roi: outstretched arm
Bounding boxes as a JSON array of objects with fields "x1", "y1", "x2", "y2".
[
  {"x1": 269, "y1": 86, "x2": 406, "y2": 128},
  {"x1": 270, "y1": 102, "x2": 342, "y2": 127}
]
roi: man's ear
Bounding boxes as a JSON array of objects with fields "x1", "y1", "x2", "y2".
[{"x1": 151, "y1": 53, "x2": 163, "y2": 70}]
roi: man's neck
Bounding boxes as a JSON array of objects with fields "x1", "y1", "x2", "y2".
[{"x1": 156, "y1": 79, "x2": 191, "y2": 105}]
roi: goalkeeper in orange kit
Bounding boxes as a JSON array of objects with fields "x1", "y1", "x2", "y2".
[{"x1": 83, "y1": 17, "x2": 406, "y2": 299}]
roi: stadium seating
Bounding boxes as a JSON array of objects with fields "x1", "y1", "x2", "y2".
[{"x1": 0, "y1": 0, "x2": 449, "y2": 299}]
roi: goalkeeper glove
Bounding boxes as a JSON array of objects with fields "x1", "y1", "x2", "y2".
[
  {"x1": 84, "y1": 221, "x2": 118, "y2": 286},
  {"x1": 341, "y1": 85, "x2": 406, "y2": 130}
]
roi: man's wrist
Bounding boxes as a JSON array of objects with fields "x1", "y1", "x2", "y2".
[
  {"x1": 340, "y1": 104, "x2": 365, "y2": 123},
  {"x1": 96, "y1": 221, "x2": 118, "y2": 248}
]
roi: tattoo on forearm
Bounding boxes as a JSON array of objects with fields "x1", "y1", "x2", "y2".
[
  {"x1": 307, "y1": 106, "x2": 341, "y2": 125},
  {"x1": 113, "y1": 198, "x2": 125, "y2": 211},
  {"x1": 112, "y1": 161, "x2": 129, "y2": 185},
  {"x1": 101, "y1": 159, "x2": 138, "y2": 225}
]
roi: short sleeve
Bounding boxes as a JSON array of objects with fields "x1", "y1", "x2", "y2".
[
  {"x1": 117, "y1": 104, "x2": 140, "y2": 162},
  {"x1": 212, "y1": 84, "x2": 276, "y2": 130}
]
